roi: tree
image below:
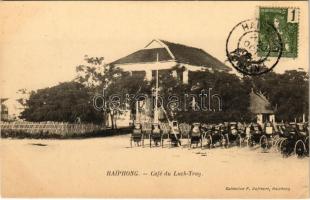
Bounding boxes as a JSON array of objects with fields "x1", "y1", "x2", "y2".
[
  {"x1": 20, "y1": 82, "x2": 103, "y2": 123},
  {"x1": 243, "y1": 69, "x2": 309, "y2": 122},
  {"x1": 75, "y1": 55, "x2": 151, "y2": 129},
  {"x1": 16, "y1": 88, "x2": 29, "y2": 107},
  {"x1": 157, "y1": 69, "x2": 252, "y2": 123}
]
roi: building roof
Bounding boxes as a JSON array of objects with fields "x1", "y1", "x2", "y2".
[
  {"x1": 1, "y1": 98, "x2": 9, "y2": 103},
  {"x1": 111, "y1": 39, "x2": 231, "y2": 71},
  {"x1": 249, "y1": 90, "x2": 274, "y2": 114},
  {"x1": 112, "y1": 48, "x2": 172, "y2": 64}
]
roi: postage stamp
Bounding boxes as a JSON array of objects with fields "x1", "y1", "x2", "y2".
[
  {"x1": 258, "y1": 7, "x2": 299, "y2": 58},
  {"x1": 226, "y1": 19, "x2": 282, "y2": 76}
]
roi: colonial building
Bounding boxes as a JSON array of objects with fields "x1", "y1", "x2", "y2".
[
  {"x1": 249, "y1": 90, "x2": 275, "y2": 125},
  {"x1": 109, "y1": 39, "x2": 231, "y2": 126},
  {"x1": 111, "y1": 39, "x2": 231, "y2": 83}
]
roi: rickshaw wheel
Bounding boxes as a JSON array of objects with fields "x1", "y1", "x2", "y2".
[
  {"x1": 294, "y1": 140, "x2": 306, "y2": 157},
  {"x1": 204, "y1": 135, "x2": 212, "y2": 149},
  {"x1": 236, "y1": 135, "x2": 242, "y2": 147},
  {"x1": 280, "y1": 139, "x2": 292, "y2": 157},
  {"x1": 276, "y1": 138, "x2": 285, "y2": 152},
  {"x1": 161, "y1": 136, "x2": 164, "y2": 148},
  {"x1": 305, "y1": 136, "x2": 309, "y2": 153},
  {"x1": 260, "y1": 135, "x2": 269, "y2": 151},
  {"x1": 279, "y1": 138, "x2": 287, "y2": 152},
  {"x1": 247, "y1": 136, "x2": 254, "y2": 148}
]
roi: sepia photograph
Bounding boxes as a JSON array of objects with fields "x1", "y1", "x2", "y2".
[{"x1": 0, "y1": 1, "x2": 309, "y2": 198}]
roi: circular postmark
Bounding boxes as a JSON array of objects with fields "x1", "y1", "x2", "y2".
[{"x1": 226, "y1": 19, "x2": 283, "y2": 76}]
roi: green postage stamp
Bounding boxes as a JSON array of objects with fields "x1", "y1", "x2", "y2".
[{"x1": 258, "y1": 7, "x2": 299, "y2": 58}]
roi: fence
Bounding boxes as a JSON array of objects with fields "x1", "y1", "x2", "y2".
[{"x1": 0, "y1": 121, "x2": 105, "y2": 138}]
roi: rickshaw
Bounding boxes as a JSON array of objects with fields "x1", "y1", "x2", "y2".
[
  {"x1": 294, "y1": 123, "x2": 309, "y2": 157},
  {"x1": 169, "y1": 121, "x2": 181, "y2": 147},
  {"x1": 189, "y1": 123, "x2": 203, "y2": 148},
  {"x1": 259, "y1": 122, "x2": 275, "y2": 151},
  {"x1": 179, "y1": 123, "x2": 191, "y2": 139},
  {"x1": 273, "y1": 123, "x2": 287, "y2": 152},
  {"x1": 280, "y1": 123, "x2": 299, "y2": 157},
  {"x1": 236, "y1": 122, "x2": 247, "y2": 147},
  {"x1": 150, "y1": 123, "x2": 163, "y2": 148},
  {"x1": 223, "y1": 122, "x2": 239, "y2": 147},
  {"x1": 200, "y1": 123, "x2": 213, "y2": 148},
  {"x1": 130, "y1": 122, "x2": 144, "y2": 147},
  {"x1": 159, "y1": 122, "x2": 170, "y2": 147},
  {"x1": 142, "y1": 122, "x2": 152, "y2": 139},
  {"x1": 246, "y1": 123, "x2": 263, "y2": 148},
  {"x1": 205, "y1": 124, "x2": 226, "y2": 148}
]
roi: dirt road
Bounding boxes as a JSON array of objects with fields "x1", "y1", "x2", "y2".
[{"x1": 1, "y1": 135, "x2": 309, "y2": 198}]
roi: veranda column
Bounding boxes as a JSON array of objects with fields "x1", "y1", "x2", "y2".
[
  {"x1": 183, "y1": 69, "x2": 189, "y2": 84},
  {"x1": 145, "y1": 69, "x2": 152, "y2": 81}
]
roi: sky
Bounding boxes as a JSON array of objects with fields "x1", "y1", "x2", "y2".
[{"x1": 0, "y1": 1, "x2": 308, "y2": 115}]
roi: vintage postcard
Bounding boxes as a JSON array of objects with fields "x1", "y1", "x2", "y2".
[{"x1": 0, "y1": 1, "x2": 309, "y2": 198}]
